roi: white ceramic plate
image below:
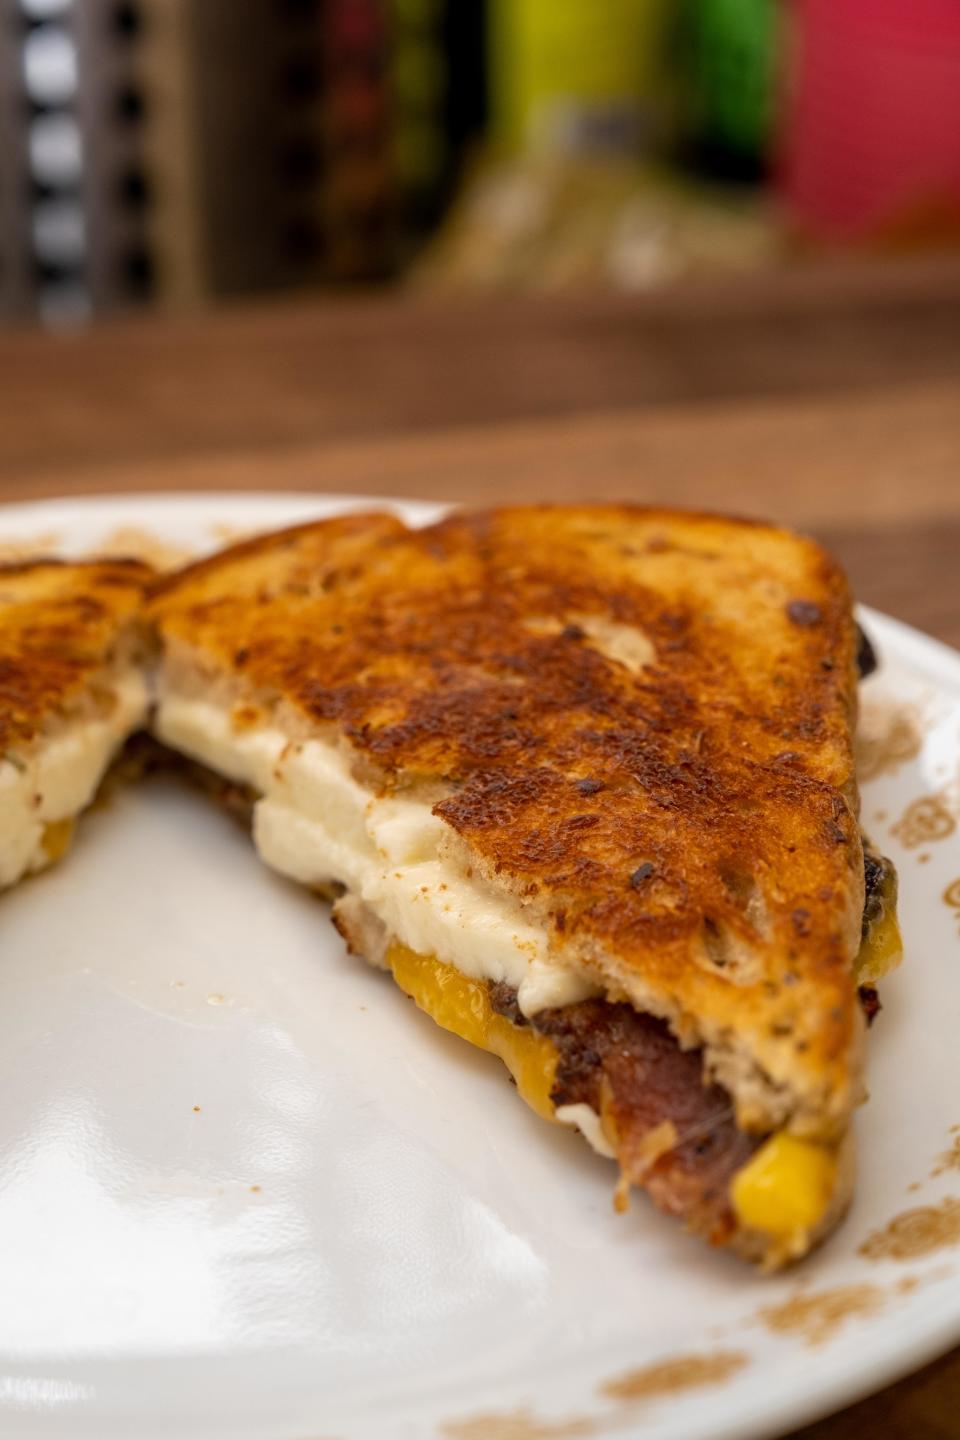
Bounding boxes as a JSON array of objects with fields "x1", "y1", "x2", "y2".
[{"x1": 2, "y1": 492, "x2": 960, "y2": 1440}]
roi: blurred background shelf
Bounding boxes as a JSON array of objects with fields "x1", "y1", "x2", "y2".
[{"x1": 3, "y1": 0, "x2": 960, "y2": 324}]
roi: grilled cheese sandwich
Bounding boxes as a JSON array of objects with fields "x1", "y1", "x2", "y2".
[
  {"x1": 0, "y1": 559, "x2": 151, "y2": 889},
  {"x1": 149, "y1": 506, "x2": 904, "y2": 1266}
]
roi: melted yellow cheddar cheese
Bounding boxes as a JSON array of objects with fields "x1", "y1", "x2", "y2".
[
  {"x1": 384, "y1": 942, "x2": 853, "y2": 1244},
  {"x1": 731, "y1": 1133, "x2": 837, "y2": 1239},
  {"x1": 692, "y1": 892, "x2": 897, "y2": 1240},
  {"x1": 855, "y1": 866, "x2": 903, "y2": 985},
  {"x1": 387, "y1": 942, "x2": 559, "y2": 1121},
  {"x1": 725, "y1": 877, "x2": 901, "y2": 1246},
  {"x1": 41, "y1": 818, "x2": 75, "y2": 864}
]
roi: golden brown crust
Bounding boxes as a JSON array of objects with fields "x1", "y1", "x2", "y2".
[
  {"x1": 0, "y1": 557, "x2": 152, "y2": 755},
  {"x1": 149, "y1": 506, "x2": 865, "y2": 1137}
]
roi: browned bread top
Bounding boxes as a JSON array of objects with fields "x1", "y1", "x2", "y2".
[
  {"x1": 150, "y1": 507, "x2": 865, "y2": 1137},
  {"x1": 0, "y1": 557, "x2": 152, "y2": 756}
]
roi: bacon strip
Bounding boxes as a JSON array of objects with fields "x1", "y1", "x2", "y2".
[{"x1": 492, "y1": 985, "x2": 758, "y2": 1245}]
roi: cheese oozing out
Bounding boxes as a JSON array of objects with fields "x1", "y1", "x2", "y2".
[
  {"x1": 387, "y1": 939, "x2": 559, "y2": 1123},
  {"x1": 388, "y1": 940, "x2": 838, "y2": 1245},
  {"x1": 0, "y1": 669, "x2": 149, "y2": 890},
  {"x1": 156, "y1": 689, "x2": 849, "y2": 1245},
  {"x1": 155, "y1": 688, "x2": 611, "y2": 1155},
  {"x1": 154, "y1": 691, "x2": 599, "y2": 1018}
]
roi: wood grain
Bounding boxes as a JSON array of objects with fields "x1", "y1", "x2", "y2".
[
  {"x1": 5, "y1": 379, "x2": 958, "y2": 648},
  {"x1": 0, "y1": 253, "x2": 958, "y2": 484},
  {"x1": 0, "y1": 256, "x2": 958, "y2": 1437}
]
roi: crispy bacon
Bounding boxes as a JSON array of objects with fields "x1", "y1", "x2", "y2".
[{"x1": 491, "y1": 986, "x2": 758, "y2": 1244}]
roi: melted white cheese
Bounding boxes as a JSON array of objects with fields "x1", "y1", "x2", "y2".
[
  {"x1": 555, "y1": 1104, "x2": 617, "y2": 1159},
  {"x1": 0, "y1": 669, "x2": 149, "y2": 889},
  {"x1": 155, "y1": 692, "x2": 598, "y2": 1016}
]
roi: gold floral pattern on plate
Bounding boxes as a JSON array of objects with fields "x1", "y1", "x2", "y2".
[
  {"x1": 0, "y1": 532, "x2": 60, "y2": 562},
  {"x1": 0, "y1": 526, "x2": 194, "y2": 571},
  {"x1": 932, "y1": 1136, "x2": 960, "y2": 1177},
  {"x1": 756, "y1": 1284, "x2": 888, "y2": 1346},
  {"x1": 891, "y1": 794, "x2": 957, "y2": 849},
  {"x1": 856, "y1": 704, "x2": 924, "y2": 782},
  {"x1": 944, "y1": 877, "x2": 960, "y2": 935},
  {"x1": 94, "y1": 527, "x2": 195, "y2": 571},
  {"x1": 440, "y1": 1409, "x2": 598, "y2": 1440},
  {"x1": 860, "y1": 1198, "x2": 960, "y2": 1262},
  {"x1": 600, "y1": 1351, "x2": 747, "y2": 1402},
  {"x1": 441, "y1": 1351, "x2": 749, "y2": 1439}
]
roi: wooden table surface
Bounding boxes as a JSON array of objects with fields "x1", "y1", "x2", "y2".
[{"x1": 1, "y1": 254, "x2": 959, "y2": 1437}]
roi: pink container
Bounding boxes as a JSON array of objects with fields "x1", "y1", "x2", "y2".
[{"x1": 780, "y1": 0, "x2": 960, "y2": 242}]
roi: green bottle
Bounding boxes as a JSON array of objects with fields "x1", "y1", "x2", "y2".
[{"x1": 673, "y1": 0, "x2": 778, "y2": 181}]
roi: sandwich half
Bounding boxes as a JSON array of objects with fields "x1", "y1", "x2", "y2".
[
  {"x1": 0, "y1": 558, "x2": 151, "y2": 890},
  {"x1": 148, "y1": 506, "x2": 901, "y2": 1267}
]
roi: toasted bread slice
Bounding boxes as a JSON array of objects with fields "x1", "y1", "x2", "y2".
[
  {"x1": 0, "y1": 558, "x2": 152, "y2": 888},
  {"x1": 149, "y1": 506, "x2": 899, "y2": 1265}
]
